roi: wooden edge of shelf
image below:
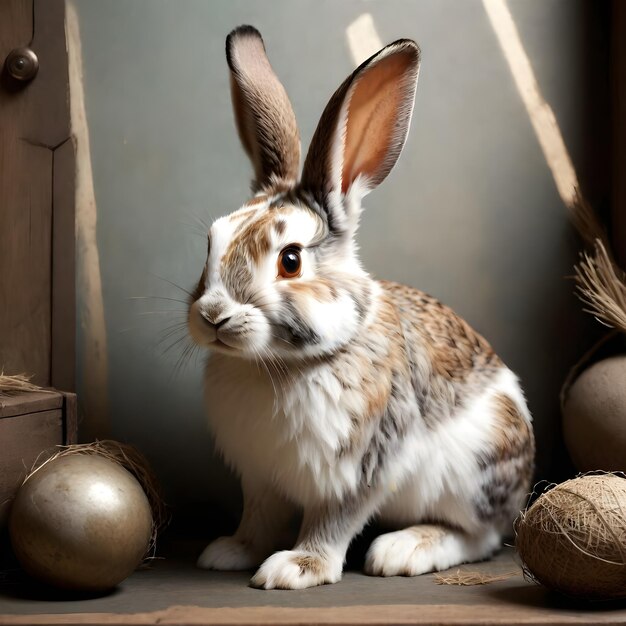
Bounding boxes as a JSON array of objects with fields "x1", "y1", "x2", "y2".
[
  {"x1": 0, "y1": 391, "x2": 63, "y2": 419},
  {"x1": 0, "y1": 602, "x2": 624, "y2": 626}
]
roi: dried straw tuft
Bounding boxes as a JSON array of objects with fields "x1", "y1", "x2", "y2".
[
  {"x1": 28, "y1": 440, "x2": 169, "y2": 559},
  {"x1": 0, "y1": 372, "x2": 53, "y2": 396},
  {"x1": 566, "y1": 190, "x2": 626, "y2": 335},
  {"x1": 574, "y1": 240, "x2": 626, "y2": 334},
  {"x1": 434, "y1": 569, "x2": 518, "y2": 586},
  {"x1": 515, "y1": 473, "x2": 626, "y2": 601}
]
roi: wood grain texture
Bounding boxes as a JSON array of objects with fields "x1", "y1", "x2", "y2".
[
  {"x1": 28, "y1": 0, "x2": 71, "y2": 148},
  {"x1": 2, "y1": 603, "x2": 626, "y2": 625},
  {"x1": 0, "y1": 113, "x2": 52, "y2": 384},
  {"x1": 0, "y1": 390, "x2": 62, "y2": 419},
  {"x1": 0, "y1": 0, "x2": 73, "y2": 388},
  {"x1": 0, "y1": 408, "x2": 63, "y2": 526},
  {"x1": 0, "y1": 1, "x2": 30, "y2": 60},
  {"x1": 0, "y1": 390, "x2": 76, "y2": 530},
  {"x1": 51, "y1": 139, "x2": 77, "y2": 392}
]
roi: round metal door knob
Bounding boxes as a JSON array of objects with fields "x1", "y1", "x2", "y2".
[{"x1": 5, "y1": 47, "x2": 39, "y2": 82}]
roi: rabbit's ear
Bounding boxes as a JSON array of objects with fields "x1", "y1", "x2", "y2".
[
  {"x1": 226, "y1": 26, "x2": 301, "y2": 192},
  {"x1": 301, "y1": 39, "x2": 420, "y2": 231}
]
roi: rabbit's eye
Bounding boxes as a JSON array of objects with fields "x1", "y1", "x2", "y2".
[{"x1": 278, "y1": 247, "x2": 302, "y2": 279}]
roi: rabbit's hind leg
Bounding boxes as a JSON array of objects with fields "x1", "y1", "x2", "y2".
[{"x1": 364, "y1": 524, "x2": 501, "y2": 577}]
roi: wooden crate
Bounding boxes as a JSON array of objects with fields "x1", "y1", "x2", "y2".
[{"x1": 0, "y1": 390, "x2": 77, "y2": 527}]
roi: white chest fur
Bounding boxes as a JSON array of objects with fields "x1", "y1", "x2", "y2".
[{"x1": 204, "y1": 353, "x2": 370, "y2": 505}]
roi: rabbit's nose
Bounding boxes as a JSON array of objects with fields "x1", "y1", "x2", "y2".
[
  {"x1": 214, "y1": 316, "x2": 232, "y2": 329},
  {"x1": 200, "y1": 309, "x2": 231, "y2": 329}
]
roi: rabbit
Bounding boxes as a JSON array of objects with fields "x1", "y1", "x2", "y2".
[{"x1": 187, "y1": 25, "x2": 535, "y2": 590}]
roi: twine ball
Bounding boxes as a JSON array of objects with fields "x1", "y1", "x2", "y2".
[
  {"x1": 9, "y1": 454, "x2": 153, "y2": 591},
  {"x1": 516, "y1": 474, "x2": 626, "y2": 600},
  {"x1": 562, "y1": 355, "x2": 626, "y2": 472}
]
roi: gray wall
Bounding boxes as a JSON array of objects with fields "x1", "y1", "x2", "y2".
[{"x1": 72, "y1": 0, "x2": 609, "y2": 511}]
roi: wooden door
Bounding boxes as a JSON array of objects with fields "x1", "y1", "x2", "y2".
[{"x1": 0, "y1": 0, "x2": 74, "y2": 391}]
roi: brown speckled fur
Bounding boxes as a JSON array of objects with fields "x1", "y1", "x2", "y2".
[
  {"x1": 407, "y1": 525, "x2": 447, "y2": 545},
  {"x1": 490, "y1": 394, "x2": 534, "y2": 465},
  {"x1": 228, "y1": 208, "x2": 258, "y2": 223},
  {"x1": 288, "y1": 279, "x2": 338, "y2": 302},
  {"x1": 381, "y1": 281, "x2": 502, "y2": 380},
  {"x1": 380, "y1": 280, "x2": 504, "y2": 429},
  {"x1": 294, "y1": 554, "x2": 323, "y2": 577},
  {"x1": 243, "y1": 195, "x2": 269, "y2": 208},
  {"x1": 380, "y1": 281, "x2": 534, "y2": 522},
  {"x1": 472, "y1": 394, "x2": 534, "y2": 528},
  {"x1": 332, "y1": 295, "x2": 410, "y2": 461}
]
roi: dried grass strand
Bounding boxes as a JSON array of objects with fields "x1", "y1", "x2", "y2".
[
  {"x1": 0, "y1": 372, "x2": 53, "y2": 396},
  {"x1": 434, "y1": 569, "x2": 518, "y2": 586},
  {"x1": 574, "y1": 239, "x2": 626, "y2": 334},
  {"x1": 567, "y1": 190, "x2": 626, "y2": 335}
]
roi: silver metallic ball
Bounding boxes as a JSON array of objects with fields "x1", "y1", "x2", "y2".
[{"x1": 9, "y1": 454, "x2": 153, "y2": 591}]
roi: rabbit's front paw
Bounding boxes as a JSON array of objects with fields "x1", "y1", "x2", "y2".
[
  {"x1": 364, "y1": 526, "x2": 447, "y2": 577},
  {"x1": 364, "y1": 525, "x2": 500, "y2": 577},
  {"x1": 197, "y1": 536, "x2": 262, "y2": 571},
  {"x1": 250, "y1": 549, "x2": 342, "y2": 590}
]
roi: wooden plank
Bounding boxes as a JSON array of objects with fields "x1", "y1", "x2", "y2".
[
  {"x1": 613, "y1": 0, "x2": 626, "y2": 268},
  {"x1": 0, "y1": 1, "x2": 30, "y2": 59},
  {"x1": 0, "y1": 0, "x2": 50, "y2": 385},
  {"x1": 0, "y1": 409, "x2": 63, "y2": 526},
  {"x1": 0, "y1": 391, "x2": 62, "y2": 419},
  {"x1": 33, "y1": 0, "x2": 74, "y2": 389},
  {"x1": 28, "y1": 0, "x2": 70, "y2": 147},
  {"x1": 0, "y1": 97, "x2": 53, "y2": 385},
  {"x1": 2, "y1": 603, "x2": 626, "y2": 626},
  {"x1": 0, "y1": 0, "x2": 72, "y2": 386},
  {"x1": 51, "y1": 138, "x2": 77, "y2": 392}
]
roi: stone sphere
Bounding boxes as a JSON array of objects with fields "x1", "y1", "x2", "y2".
[
  {"x1": 9, "y1": 454, "x2": 152, "y2": 591},
  {"x1": 562, "y1": 355, "x2": 626, "y2": 472}
]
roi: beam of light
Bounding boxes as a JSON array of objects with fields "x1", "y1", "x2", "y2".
[
  {"x1": 482, "y1": 0, "x2": 579, "y2": 208},
  {"x1": 67, "y1": 1, "x2": 110, "y2": 438},
  {"x1": 346, "y1": 13, "x2": 383, "y2": 67}
]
